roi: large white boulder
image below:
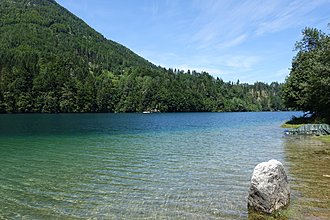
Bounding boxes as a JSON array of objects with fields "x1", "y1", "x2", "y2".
[{"x1": 248, "y1": 159, "x2": 290, "y2": 214}]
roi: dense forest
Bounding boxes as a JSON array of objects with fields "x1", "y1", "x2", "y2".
[
  {"x1": 0, "y1": 0, "x2": 285, "y2": 113},
  {"x1": 283, "y1": 26, "x2": 330, "y2": 123}
]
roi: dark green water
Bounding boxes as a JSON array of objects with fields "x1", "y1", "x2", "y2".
[{"x1": 0, "y1": 112, "x2": 301, "y2": 219}]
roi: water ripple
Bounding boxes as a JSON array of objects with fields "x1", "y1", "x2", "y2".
[{"x1": 0, "y1": 112, "x2": 301, "y2": 219}]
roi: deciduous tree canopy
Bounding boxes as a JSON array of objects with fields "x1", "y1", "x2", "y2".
[{"x1": 283, "y1": 26, "x2": 330, "y2": 122}]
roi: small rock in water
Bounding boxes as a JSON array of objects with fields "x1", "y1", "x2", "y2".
[{"x1": 248, "y1": 159, "x2": 290, "y2": 214}]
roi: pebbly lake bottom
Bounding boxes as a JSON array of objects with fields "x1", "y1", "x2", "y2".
[{"x1": 0, "y1": 112, "x2": 329, "y2": 219}]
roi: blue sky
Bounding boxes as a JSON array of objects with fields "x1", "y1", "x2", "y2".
[{"x1": 56, "y1": 0, "x2": 329, "y2": 83}]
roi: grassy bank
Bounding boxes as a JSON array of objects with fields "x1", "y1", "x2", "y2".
[
  {"x1": 281, "y1": 115, "x2": 311, "y2": 129},
  {"x1": 280, "y1": 123, "x2": 303, "y2": 129}
]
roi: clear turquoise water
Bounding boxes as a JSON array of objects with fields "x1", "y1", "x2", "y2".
[{"x1": 0, "y1": 112, "x2": 299, "y2": 219}]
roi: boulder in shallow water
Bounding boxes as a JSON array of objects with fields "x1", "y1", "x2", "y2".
[{"x1": 248, "y1": 159, "x2": 290, "y2": 214}]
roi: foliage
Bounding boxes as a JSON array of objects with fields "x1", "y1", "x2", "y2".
[
  {"x1": 0, "y1": 0, "x2": 285, "y2": 113},
  {"x1": 283, "y1": 26, "x2": 330, "y2": 122}
]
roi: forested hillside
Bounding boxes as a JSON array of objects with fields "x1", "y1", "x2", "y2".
[{"x1": 0, "y1": 0, "x2": 285, "y2": 113}]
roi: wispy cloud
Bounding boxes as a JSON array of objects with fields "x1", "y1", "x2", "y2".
[
  {"x1": 57, "y1": 0, "x2": 330, "y2": 83},
  {"x1": 189, "y1": 0, "x2": 264, "y2": 49},
  {"x1": 224, "y1": 55, "x2": 260, "y2": 70},
  {"x1": 187, "y1": 0, "x2": 329, "y2": 50},
  {"x1": 142, "y1": 48, "x2": 261, "y2": 78},
  {"x1": 217, "y1": 34, "x2": 248, "y2": 49},
  {"x1": 255, "y1": 0, "x2": 328, "y2": 35}
]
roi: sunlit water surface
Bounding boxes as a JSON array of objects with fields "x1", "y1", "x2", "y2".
[{"x1": 1, "y1": 112, "x2": 323, "y2": 219}]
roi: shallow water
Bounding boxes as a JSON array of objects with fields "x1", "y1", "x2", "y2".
[
  {"x1": 1, "y1": 112, "x2": 327, "y2": 219},
  {"x1": 284, "y1": 136, "x2": 330, "y2": 220}
]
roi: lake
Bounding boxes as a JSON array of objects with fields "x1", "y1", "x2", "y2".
[{"x1": 0, "y1": 112, "x2": 328, "y2": 219}]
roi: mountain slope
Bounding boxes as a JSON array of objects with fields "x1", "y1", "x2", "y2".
[
  {"x1": 0, "y1": 0, "x2": 153, "y2": 71},
  {"x1": 0, "y1": 0, "x2": 157, "y2": 112},
  {"x1": 0, "y1": 0, "x2": 285, "y2": 113}
]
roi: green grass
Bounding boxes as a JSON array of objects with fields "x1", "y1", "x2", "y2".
[
  {"x1": 281, "y1": 123, "x2": 304, "y2": 129},
  {"x1": 281, "y1": 115, "x2": 313, "y2": 129}
]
